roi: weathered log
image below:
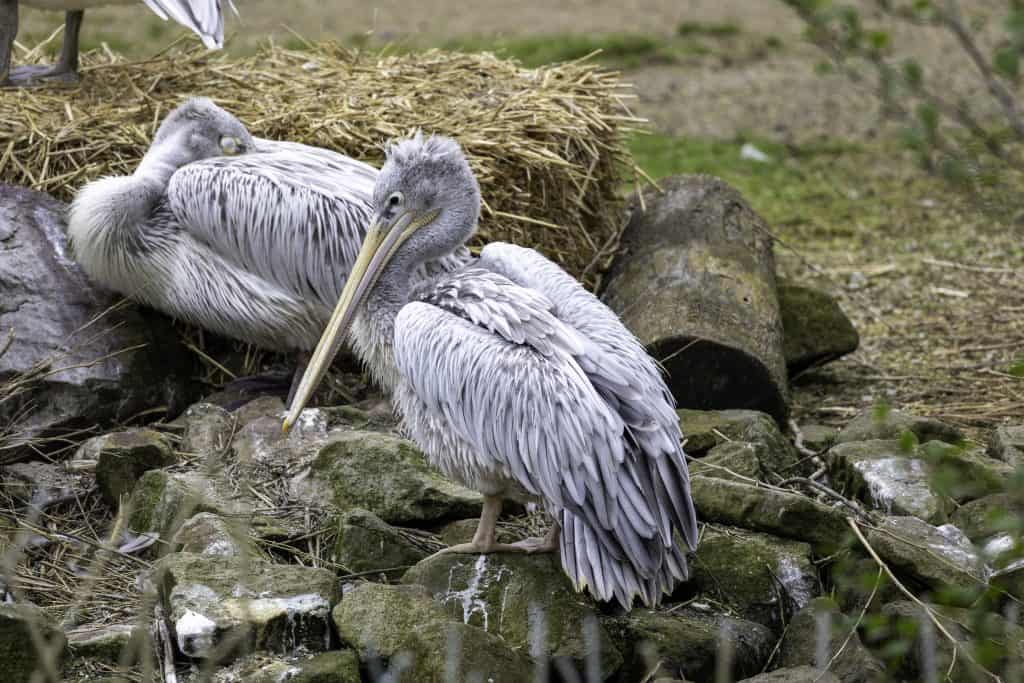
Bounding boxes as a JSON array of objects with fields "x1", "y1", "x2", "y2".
[{"x1": 602, "y1": 175, "x2": 789, "y2": 424}]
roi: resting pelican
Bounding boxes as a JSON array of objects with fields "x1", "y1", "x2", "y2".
[
  {"x1": 284, "y1": 134, "x2": 698, "y2": 607},
  {"x1": 69, "y1": 98, "x2": 463, "y2": 399},
  {"x1": 1, "y1": 0, "x2": 235, "y2": 86}
]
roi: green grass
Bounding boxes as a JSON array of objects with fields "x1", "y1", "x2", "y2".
[
  {"x1": 676, "y1": 20, "x2": 741, "y2": 37},
  {"x1": 439, "y1": 33, "x2": 679, "y2": 69}
]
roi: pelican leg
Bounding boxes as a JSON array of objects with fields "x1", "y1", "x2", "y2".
[
  {"x1": 5, "y1": 9, "x2": 83, "y2": 86},
  {"x1": 0, "y1": 0, "x2": 16, "y2": 86},
  {"x1": 507, "y1": 522, "x2": 560, "y2": 554},
  {"x1": 433, "y1": 496, "x2": 533, "y2": 556}
]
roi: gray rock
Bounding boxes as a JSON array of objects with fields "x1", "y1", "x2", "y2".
[
  {"x1": 179, "y1": 403, "x2": 235, "y2": 457},
  {"x1": 437, "y1": 518, "x2": 516, "y2": 547},
  {"x1": 827, "y1": 440, "x2": 952, "y2": 523},
  {"x1": 605, "y1": 607, "x2": 774, "y2": 681},
  {"x1": 5, "y1": 460, "x2": 81, "y2": 506},
  {"x1": 690, "y1": 476, "x2": 849, "y2": 552},
  {"x1": 335, "y1": 509, "x2": 441, "y2": 580},
  {"x1": 689, "y1": 441, "x2": 765, "y2": 483},
  {"x1": 172, "y1": 512, "x2": 259, "y2": 558},
  {"x1": 988, "y1": 424, "x2": 1024, "y2": 468},
  {"x1": 0, "y1": 184, "x2": 198, "y2": 461},
  {"x1": 220, "y1": 651, "x2": 361, "y2": 683},
  {"x1": 677, "y1": 409, "x2": 801, "y2": 473},
  {"x1": 866, "y1": 517, "x2": 986, "y2": 605},
  {"x1": 950, "y1": 493, "x2": 1016, "y2": 541},
  {"x1": 692, "y1": 526, "x2": 818, "y2": 633},
  {"x1": 66, "y1": 623, "x2": 136, "y2": 664},
  {"x1": 333, "y1": 582, "x2": 533, "y2": 682},
  {"x1": 232, "y1": 407, "x2": 331, "y2": 472},
  {"x1": 739, "y1": 667, "x2": 841, "y2": 683},
  {"x1": 93, "y1": 429, "x2": 176, "y2": 506},
  {"x1": 403, "y1": 552, "x2": 621, "y2": 673},
  {"x1": 0, "y1": 602, "x2": 67, "y2": 683},
  {"x1": 917, "y1": 440, "x2": 1013, "y2": 503},
  {"x1": 795, "y1": 423, "x2": 838, "y2": 452},
  {"x1": 776, "y1": 598, "x2": 884, "y2": 683},
  {"x1": 230, "y1": 396, "x2": 286, "y2": 428},
  {"x1": 294, "y1": 430, "x2": 482, "y2": 525},
  {"x1": 835, "y1": 409, "x2": 963, "y2": 446},
  {"x1": 777, "y1": 279, "x2": 859, "y2": 375},
  {"x1": 153, "y1": 552, "x2": 338, "y2": 659}
]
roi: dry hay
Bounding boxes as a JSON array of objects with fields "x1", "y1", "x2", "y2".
[{"x1": 0, "y1": 39, "x2": 645, "y2": 289}]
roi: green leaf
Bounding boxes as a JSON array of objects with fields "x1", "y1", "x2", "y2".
[
  {"x1": 902, "y1": 58, "x2": 923, "y2": 89},
  {"x1": 868, "y1": 30, "x2": 890, "y2": 51},
  {"x1": 1009, "y1": 358, "x2": 1024, "y2": 377},
  {"x1": 815, "y1": 59, "x2": 835, "y2": 75},
  {"x1": 916, "y1": 103, "x2": 939, "y2": 142},
  {"x1": 872, "y1": 399, "x2": 892, "y2": 423},
  {"x1": 898, "y1": 429, "x2": 919, "y2": 453},
  {"x1": 994, "y1": 47, "x2": 1020, "y2": 80}
]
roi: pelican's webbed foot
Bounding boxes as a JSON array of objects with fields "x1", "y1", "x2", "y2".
[{"x1": 507, "y1": 524, "x2": 560, "y2": 554}]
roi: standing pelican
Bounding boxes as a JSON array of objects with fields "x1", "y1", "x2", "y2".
[
  {"x1": 284, "y1": 134, "x2": 698, "y2": 607},
  {"x1": 1, "y1": 0, "x2": 235, "y2": 86},
  {"x1": 69, "y1": 98, "x2": 459, "y2": 399}
]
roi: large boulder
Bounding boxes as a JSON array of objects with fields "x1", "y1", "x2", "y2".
[
  {"x1": 403, "y1": 552, "x2": 621, "y2": 674},
  {"x1": 604, "y1": 176, "x2": 790, "y2": 424},
  {"x1": 153, "y1": 552, "x2": 338, "y2": 659},
  {"x1": 92, "y1": 429, "x2": 176, "y2": 506},
  {"x1": 604, "y1": 607, "x2": 774, "y2": 681},
  {"x1": 692, "y1": 526, "x2": 818, "y2": 633},
  {"x1": 335, "y1": 509, "x2": 441, "y2": 580},
  {"x1": 333, "y1": 582, "x2": 533, "y2": 682},
  {"x1": 0, "y1": 184, "x2": 198, "y2": 461},
  {"x1": 0, "y1": 602, "x2": 67, "y2": 683},
  {"x1": 777, "y1": 279, "x2": 859, "y2": 375},
  {"x1": 775, "y1": 598, "x2": 884, "y2": 683},
  {"x1": 690, "y1": 476, "x2": 850, "y2": 552},
  {"x1": 293, "y1": 430, "x2": 482, "y2": 525}
]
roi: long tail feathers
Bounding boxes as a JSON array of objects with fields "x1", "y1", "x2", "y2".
[{"x1": 140, "y1": 0, "x2": 234, "y2": 50}]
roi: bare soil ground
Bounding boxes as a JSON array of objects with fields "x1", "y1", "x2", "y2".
[{"x1": 13, "y1": 0, "x2": 1024, "y2": 437}]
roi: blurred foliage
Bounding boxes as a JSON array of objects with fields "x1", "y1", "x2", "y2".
[{"x1": 781, "y1": 0, "x2": 1024, "y2": 213}]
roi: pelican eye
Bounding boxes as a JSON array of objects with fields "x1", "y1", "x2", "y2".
[
  {"x1": 387, "y1": 192, "x2": 404, "y2": 208},
  {"x1": 220, "y1": 136, "x2": 242, "y2": 155}
]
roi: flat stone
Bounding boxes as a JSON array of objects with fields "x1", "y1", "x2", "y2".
[
  {"x1": 604, "y1": 607, "x2": 774, "y2": 682},
  {"x1": 294, "y1": 430, "x2": 482, "y2": 525},
  {"x1": 66, "y1": 623, "x2": 136, "y2": 664},
  {"x1": 738, "y1": 667, "x2": 841, "y2": 683},
  {"x1": 988, "y1": 424, "x2": 1024, "y2": 468},
  {"x1": 677, "y1": 410, "x2": 801, "y2": 473},
  {"x1": 153, "y1": 552, "x2": 338, "y2": 660},
  {"x1": 179, "y1": 403, "x2": 235, "y2": 457},
  {"x1": 333, "y1": 582, "x2": 532, "y2": 682},
  {"x1": 221, "y1": 650, "x2": 362, "y2": 683},
  {"x1": 403, "y1": 552, "x2": 621, "y2": 673},
  {"x1": 93, "y1": 429, "x2": 176, "y2": 506},
  {"x1": 689, "y1": 441, "x2": 765, "y2": 483},
  {"x1": 827, "y1": 440, "x2": 952, "y2": 523},
  {"x1": 692, "y1": 526, "x2": 818, "y2": 633},
  {"x1": 918, "y1": 440, "x2": 1013, "y2": 503},
  {"x1": 865, "y1": 517, "x2": 986, "y2": 605},
  {"x1": 0, "y1": 602, "x2": 67, "y2": 683},
  {"x1": 335, "y1": 509, "x2": 440, "y2": 580},
  {"x1": 777, "y1": 278, "x2": 859, "y2": 375},
  {"x1": 690, "y1": 476, "x2": 850, "y2": 552},
  {"x1": 795, "y1": 423, "x2": 838, "y2": 452},
  {"x1": 835, "y1": 409, "x2": 963, "y2": 446},
  {"x1": 776, "y1": 597, "x2": 884, "y2": 683},
  {"x1": 172, "y1": 512, "x2": 259, "y2": 558},
  {"x1": 0, "y1": 184, "x2": 198, "y2": 461}
]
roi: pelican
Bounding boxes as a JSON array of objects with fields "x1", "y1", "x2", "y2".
[
  {"x1": 283, "y1": 134, "x2": 698, "y2": 608},
  {"x1": 1, "y1": 0, "x2": 235, "y2": 86},
  {"x1": 69, "y1": 98, "x2": 462, "y2": 399}
]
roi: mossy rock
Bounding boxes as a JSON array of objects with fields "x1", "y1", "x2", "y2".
[
  {"x1": 152, "y1": 552, "x2": 338, "y2": 660},
  {"x1": 677, "y1": 409, "x2": 801, "y2": 474},
  {"x1": 0, "y1": 602, "x2": 67, "y2": 683},
  {"x1": 298, "y1": 430, "x2": 482, "y2": 525},
  {"x1": 777, "y1": 279, "x2": 859, "y2": 375},
  {"x1": 950, "y1": 493, "x2": 1018, "y2": 542},
  {"x1": 333, "y1": 582, "x2": 532, "y2": 682},
  {"x1": 917, "y1": 440, "x2": 1012, "y2": 503},
  {"x1": 689, "y1": 476, "x2": 849, "y2": 552},
  {"x1": 988, "y1": 424, "x2": 1024, "y2": 468},
  {"x1": 689, "y1": 441, "x2": 765, "y2": 482},
  {"x1": 827, "y1": 439, "x2": 952, "y2": 523},
  {"x1": 66, "y1": 623, "x2": 136, "y2": 665},
  {"x1": 738, "y1": 667, "x2": 840, "y2": 683},
  {"x1": 220, "y1": 651, "x2": 360, "y2": 683},
  {"x1": 775, "y1": 597, "x2": 884, "y2": 683},
  {"x1": 604, "y1": 607, "x2": 773, "y2": 681},
  {"x1": 93, "y1": 429, "x2": 176, "y2": 506},
  {"x1": 692, "y1": 526, "x2": 817, "y2": 633},
  {"x1": 334, "y1": 509, "x2": 440, "y2": 579},
  {"x1": 179, "y1": 402, "x2": 235, "y2": 456},
  {"x1": 835, "y1": 409, "x2": 963, "y2": 446},
  {"x1": 127, "y1": 470, "x2": 237, "y2": 540},
  {"x1": 171, "y1": 511, "x2": 261, "y2": 558},
  {"x1": 403, "y1": 552, "x2": 621, "y2": 674}
]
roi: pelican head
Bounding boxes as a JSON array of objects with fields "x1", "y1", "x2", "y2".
[
  {"x1": 283, "y1": 133, "x2": 480, "y2": 430},
  {"x1": 145, "y1": 97, "x2": 255, "y2": 170}
]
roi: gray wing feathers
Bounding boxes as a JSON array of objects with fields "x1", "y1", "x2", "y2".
[
  {"x1": 166, "y1": 145, "x2": 375, "y2": 311},
  {"x1": 140, "y1": 0, "x2": 236, "y2": 49},
  {"x1": 477, "y1": 243, "x2": 698, "y2": 606}
]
